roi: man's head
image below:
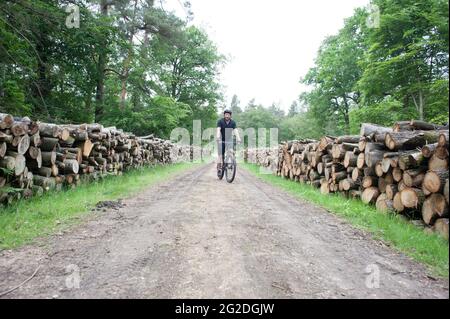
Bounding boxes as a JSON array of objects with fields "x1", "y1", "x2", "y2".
[{"x1": 223, "y1": 109, "x2": 232, "y2": 121}]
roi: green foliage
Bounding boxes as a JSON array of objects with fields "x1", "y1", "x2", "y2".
[
  {"x1": 0, "y1": 0, "x2": 224, "y2": 138},
  {"x1": 279, "y1": 112, "x2": 323, "y2": 141},
  {"x1": 349, "y1": 97, "x2": 416, "y2": 134},
  {"x1": 102, "y1": 96, "x2": 191, "y2": 139},
  {"x1": 0, "y1": 80, "x2": 31, "y2": 115},
  {"x1": 301, "y1": 9, "x2": 367, "y2": 134},
  {"x1": 299, "y1": 0, "x2": 448, "y2": 136},
  {"x1": 357, "y1": 0, "x2": 449, "y2": 121}
]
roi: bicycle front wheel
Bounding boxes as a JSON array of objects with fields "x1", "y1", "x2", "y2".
[{"x1": 225, "y1": 157, "x2": 236, "y2": 183}]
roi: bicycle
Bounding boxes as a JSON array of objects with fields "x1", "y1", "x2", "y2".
[{"x1": 217, "y1": 139, "x2": 238, "y2": 183}]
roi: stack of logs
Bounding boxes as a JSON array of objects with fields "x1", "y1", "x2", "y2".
[
  {"x1": 1, "y1": 113, "x2": 193, "y2": 205},
  {"x1": 245, "y1": 120, "x2": 449, "y2": 240}
]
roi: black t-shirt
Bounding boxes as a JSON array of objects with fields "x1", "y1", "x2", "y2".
[{"x1": 217, "y1": 118, "x2": 236, "y2": 141}]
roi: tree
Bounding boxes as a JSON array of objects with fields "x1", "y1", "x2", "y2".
[
  {"x1": 0, "y1": 0, "x2": 225, "y2": 139},
  {"x1": 301, "y1": 9, "x2": 366, "y2": 134},
  {"x1": 287, "y1": 101, "x2": 299, "y2": 117},
  {"x1": 230, "y1": 94, "x2": 242, "y2": 114},
  {"x1": 246, "y1": 98, "x2": 257, "y2": 110},
  {"x1": 358, "y1": 0, "x2": 449, "y2": 120},
  {"x1": 150, "y1": 25, "x2": 225, "y2": 131}
]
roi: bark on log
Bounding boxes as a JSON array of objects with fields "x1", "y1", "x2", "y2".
[
  {"x1": 403, "y1": 169, "x2": 426, "y2": 188},
  {"x1": 385, "y1": 130, "x2": 446, "y2": 150},
  {"x1": 336, "y1": 135, "x2": 360, "y2": 144},
  {"x1": 32, "y1": 175, "x2": 56, "y2": 191},
  {"x1": 365, "y1": 151, "x2": 384, "y2": 168},
  {"x1": 41, "y1": 151, "x2": 56, "y2": 166},
  {"x1": 39, "y1": 123, "x2": 59, "y2": 137},
  {"x1": 360, "y1": 123, "x2": 392, "y2": 138},
  {"x1": 64, "y1": 159, "x2": 79, "y2": 174},
  {"x1": 344, "y1": 151, "x2": 358, "y2": 168},
  {"x1": 398, "y1": 151, "x2": 424, "y2": 170},
  {"x1": 409, "y1": 120, "x2": 443, "y2": 131},
  {"x1": 40, "y1": 137, "x2": 59, "y2": 151},
  {"x1": 445, "y1": 179, "x2": 449, "y2": 205}
]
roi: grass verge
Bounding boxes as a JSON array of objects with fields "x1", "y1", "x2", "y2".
[
  {"x1": 0, "y1": 162, "x2": 197, "y2": 250},
  {"x1": 242, "y1": 163, "x2": 449, "y2": 278}
]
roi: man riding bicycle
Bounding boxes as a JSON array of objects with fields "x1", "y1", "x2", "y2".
[{"x1": 216, "y1": 109, "x2": 241, "y2": 176}]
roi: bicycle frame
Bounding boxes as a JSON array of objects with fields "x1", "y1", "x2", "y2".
[{"x1": 218, "y1": 140, "x2": 236, "y2": 165}]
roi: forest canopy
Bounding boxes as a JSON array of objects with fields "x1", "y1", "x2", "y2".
[{"x1": 0, "y1": 0, "x2": 224, "y2": 139}]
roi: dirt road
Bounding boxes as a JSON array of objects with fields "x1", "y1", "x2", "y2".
[{"x1": 0, "y1": 163, "x2": 448, "y2": 298}]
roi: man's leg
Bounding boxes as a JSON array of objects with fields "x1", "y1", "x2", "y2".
[{"x1": 217, "y1": 140, "x2": 223, "y2": 170}]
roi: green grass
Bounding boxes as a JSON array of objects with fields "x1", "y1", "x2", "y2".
[
  {"x1": 0, "y1": 162, "x2": 197, "y2": 250},
  {"x1": 242, "y1": 163, "x2": 449, "y2": 278}
]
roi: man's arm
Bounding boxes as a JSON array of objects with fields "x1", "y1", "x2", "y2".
[
  {"x1": 216, "y1": 127, "x2": 222, "y2": 140},
  {"x1": 233, "y1": 128, "x2": 241, "y2": 143}
]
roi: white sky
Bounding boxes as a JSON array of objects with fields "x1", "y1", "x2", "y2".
[{"x1": 164, "y1": 0, "x2": 370, "y2": 112}]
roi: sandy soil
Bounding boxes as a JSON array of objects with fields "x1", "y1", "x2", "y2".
[{"x1": 0, "y1": 163, "x2": 448, "y2": 299}]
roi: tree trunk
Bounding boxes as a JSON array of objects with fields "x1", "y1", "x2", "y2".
[{"x1": 385, "y1": 130, "x2": 445, "y2": 151}]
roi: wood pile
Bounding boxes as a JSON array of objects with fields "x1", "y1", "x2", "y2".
[
  {"x1": 0, "y1": 113, "x2": 192, "y2": 206},
  {"x1": 245, "y1": 120, "x2": 449, "y2": 240}
]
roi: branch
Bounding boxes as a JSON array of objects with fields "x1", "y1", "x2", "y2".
[
  {"x1": 0, "y1": 265, "x2": 41, "y2": 297},
  {"x1": 104, "y1": 68, "x2": 124, "y2": 78}
]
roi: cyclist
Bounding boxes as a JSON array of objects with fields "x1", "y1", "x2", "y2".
[{"x1": 216, "y1": 109, "x2": 241, "y2": 176}]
